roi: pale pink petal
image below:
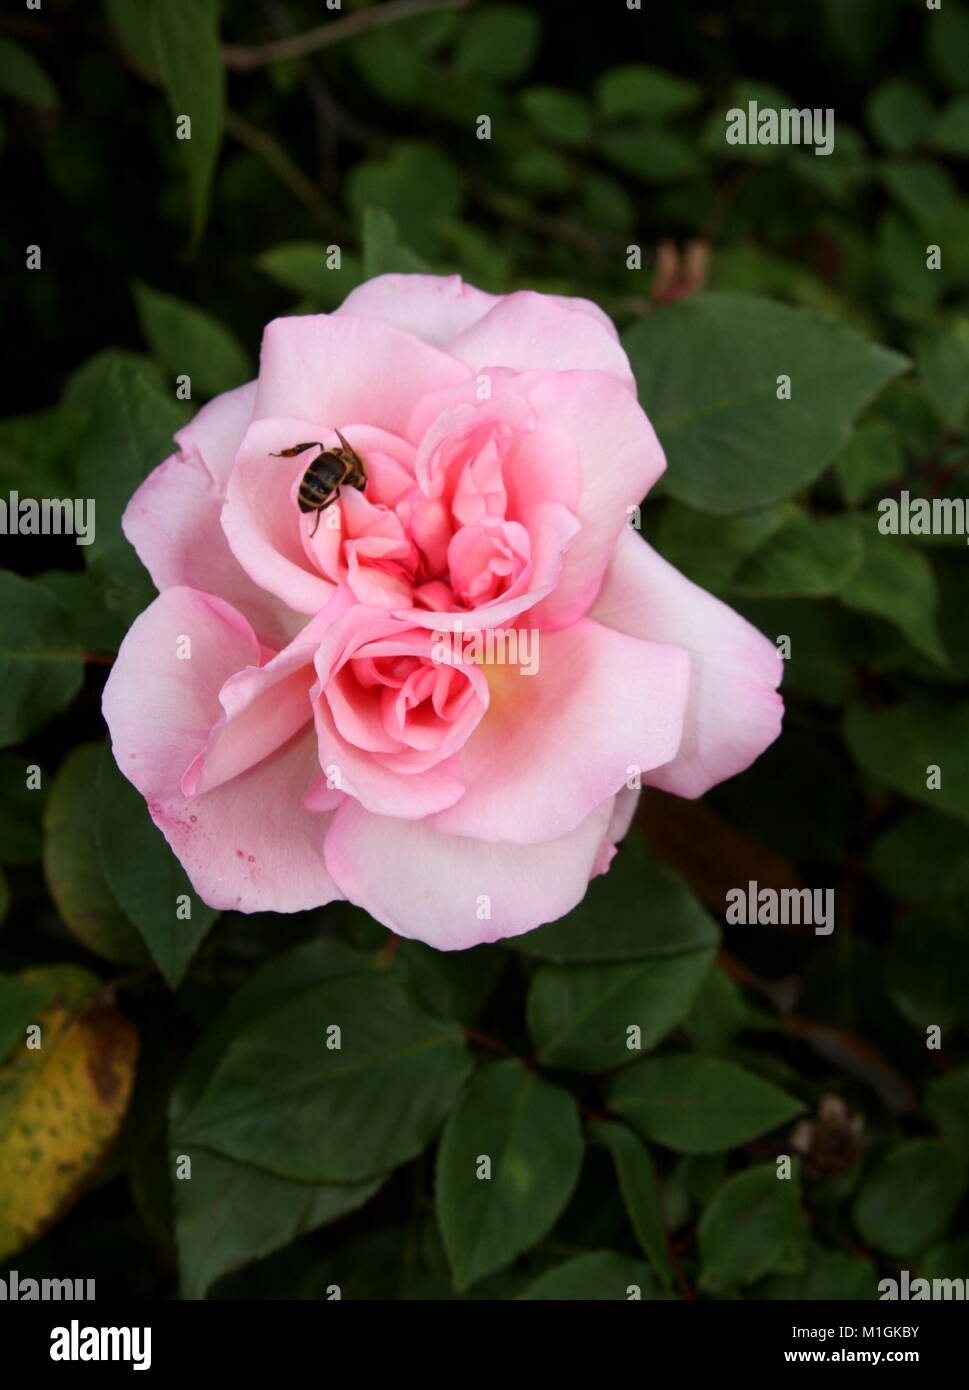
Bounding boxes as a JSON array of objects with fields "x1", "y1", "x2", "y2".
[
  {"x1": 122, "y1": 383, "x2": 296, "y2": 645},
  {"x1": 591, "y1": 530, "x2": 784, "y2": 798},
  {"x1": 426, "y1": 618, "x2": 688, "y2": 843},
  {"x1": 335, "y1": 273, "x2": 500, "y2": 346},
  {"x1": 446, "y1": 291, "x2": 635, "y2": 384},
  {"x1": 253, "y1": 313, "x2": 471, "y2": 434},
  {"x1": 102, "y1": 587, "x2": 339, "y2": 913},
  {"x1": 323, "y1": 797, "x2": 616, "y2": 950}
]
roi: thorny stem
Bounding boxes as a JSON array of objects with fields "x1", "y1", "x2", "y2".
[{"x1": 223, "y1": 0, "x2": 471, "y2": 72}]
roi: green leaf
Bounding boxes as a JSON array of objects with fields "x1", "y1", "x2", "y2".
[
  {"x1": 95, "y1": 744, "x2": 218, "y2": 986},
  {"x1": 519, "y1": 87, "x2": 592, "y2": 147},
  {"x1": 854, "y1": 1139, "x2": 968, "y2": 1257},
  {"x1": 75, "y1": 355, "x2": 187, "y2": 626},
  {"x1": 756, "y1": 1242, "x2": 876, "y2": 1300},
  {"x1": 0, "y1": 37, "x2": 57, "y2": 109},
  {"x1": 601, "y1": 126, "x2": 704, "y2": 183},
  {"x1": 844, "y1": 701, "x2": 969, "y2": 827},
  {"x1": 926, "y1": 1068, "x2": 969, "y2": 1146},
  {"x1": 698, "y1": 1163, "x2": 807, "y2": 1291},
  {"x1": 0, "y1": 973, "x2": 53, "y2": 1060},
  {"x1": 255, "y1": 242, "x2": 363, "y2": 308},
  {"x1": 0, "y1": 752, "x2": 43, "y2": 865},
  {"x1": 361, "y1": 207, "x2": 432, "y2": 280},
  {"x1": 838, "y1": 522, "x2": 946, "y2": 665},
  {"x1": 0, "y1": 572, "x2": 83, "y2": 748},
  {"x1": 102, "y1": 0, "x2": 158, "y2": 78},
  {"x1": 595, "y1": 64, "x2": 699, "y2": 121},
  {"x1": 517, "y1": 1250, "x2": 659, "y2": 1300},
  {"x1": 624, "y1": 293, "x2": 908, "y2": 514},
  {"x1": 684, "y1": 966, "x2": 758, "y2": 1054},
  {"x1": 651, "y1": 501, "x2": 789, "y2": 595},
  {"x1": 932, "y1": 96, "x2": 969, "y2": 156},
  {"x1": 350, "y1": 143, "x2": 461, "y2": 254},
  {"x1": 731, "y1": 513, "x2": 864, "y2": 598},
  {"x1": 607, "y1": 1056, "x2": 805, "y2": 1155},
  {"x1": 43, "y1": 745, "x2": 147, "y2": 966},
  {"x1": 916, "y1": 320, "x2": 969, "y2": 430},
  {"x1": 132, "y1": 282, "x2": 252, "y2": 400},
  {"x1": 172, "y1": 936, "x2": 378, "y2": 1123},
  {"x1": 399, "y1": 941, "x2": 505, "y2": 1028},
  {"x1": 0, "y1": 868, "x2": 7, "y2": 928},
  {"x1": 174, "y1": 1147, "x2": 382, "y2": 1300},
  {"x1": 832, "y1": 421, "x2": 904, "y2": 506},
  {"x1": 435, "y1": 1058, "x2": 583, "y2": 1290},
  {"x1": 926, "y1": 3, "x2": 969, "y2": 92},
  {"x1": 453, "y1": 4, "x2": 540, "y2": 84},
  {"x1": 150, "y1": 0, "x2": 224, "y2": 245},
  {"x1": 590, "y1": 1120, "x2": 673, "y2": 1290},
  {"x1": 176, "y1": 969, "x2": 469, "y2": 1182},
  {"x1": 868, "y1": 809, "x2": 969, "y2": 904},
  {"x1": 527, "y1": 948, "x2": 715, "y2": 1072},
  {"x1": 34, "y1": 571, "x2": 127, "y2": 657},
  {"x1": 865, "y1": 80, "x2": 934, "y2": 153},
  {"x1": 886, "y1": 909, "x2": 969, "y2": 1031},
  {"x1": 506, "y1": 832, "x2": 719, "y2": 963}
]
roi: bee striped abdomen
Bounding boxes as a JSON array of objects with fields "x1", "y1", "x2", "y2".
[{"x1": 297, "y1": 455, "x2": 344, "y2": 512}]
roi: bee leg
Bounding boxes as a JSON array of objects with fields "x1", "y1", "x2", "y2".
[{"x1": 309, "y1": 510, "x2": 322, "y2": 538}]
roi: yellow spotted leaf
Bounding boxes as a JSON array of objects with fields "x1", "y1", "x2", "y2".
[{"x1": 0, "y1": 965, "x2": 138, "y2": 1261}]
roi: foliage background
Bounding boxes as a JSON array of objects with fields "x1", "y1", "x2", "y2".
[{"x1": 1, "y1": 0, "x2": 968, "y2": 1300}]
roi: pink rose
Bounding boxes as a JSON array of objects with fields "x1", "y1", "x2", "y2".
[{"x1": 103, "y1": 275, "x2": 783, "y2": 950}]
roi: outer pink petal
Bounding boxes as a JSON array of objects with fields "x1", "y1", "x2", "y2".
[
  {"x1": 323, "y1": 797, "x2": 616, "y2": 950},
  {"x1": 591, "y1": 530, "x2": 784, "y2": 798},
  {"x1": 446, "y1": 291, "x2": 635, "y2": 385},
  {"x1": 335, "y1": 272, "x2": 619, "y2": 349},
  {"x1": 102, "y1": 586, "x2": 340, "y2": 913},
  {"x1": 522, "y1": 371, "x2": 667, "y2": 628},
  {"x1": 122, "y1": 383, "x2": 296, "y2": 645},
  {"x1": 426, "y1": 619, "x2": 689, "y2": 844},
  {"x1": 336, "y1": 273, "x2": 500, "y2": 346},
  {"x1": 252, "y1": 313, "x2": 471, "y2": 435}
]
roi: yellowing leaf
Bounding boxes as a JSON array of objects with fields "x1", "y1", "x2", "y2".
[{"x1": 0, "y1": 965, "x2": 138, "y2": 1261}]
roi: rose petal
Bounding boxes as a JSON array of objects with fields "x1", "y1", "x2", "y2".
[
  {"x1": 591, "y1": 530, "x2": 784, "y2": 797},
  {"x1": 426, "y1": 618, "x2": 689, "y2": 843},
  {"x1": 103, "y1": 586, "x2": 340, "y2": 912},
  {"x1": 323, "y1": 796, "x2": 616, "y2": 950},
  {"x1": 253, "y1": 312, "x2": 471, "y2": 436}
]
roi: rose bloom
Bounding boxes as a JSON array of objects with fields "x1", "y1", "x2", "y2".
[{"x1": 103, "y1": 275, "x2": 782, "y2": 950}]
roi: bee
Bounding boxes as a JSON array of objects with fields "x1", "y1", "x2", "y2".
[{"x1": 271, "y1": 430, "x2": 368, "y2": 536}]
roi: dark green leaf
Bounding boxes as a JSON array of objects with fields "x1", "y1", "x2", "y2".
[
  {"x1": 43, "y1": 744, "x2": 147, "y2": 966},
  {"x1": 133, "y1": 282, "x2": 252, "y2": 400},
  {"x1": 698, "y1": 1163, "x2": 807, "y2": 1291},
  {"x1": 590, "y1": 1120, "x2": 673, "y2": 1290},
  {"x1": 95, "y1": 744, "x2": 218, "y2": 986},
  {"x1": 176, "y1": 969, "x2": 469, "y2": 1182},
  {"x1": 0, "y1": 572, "x2": 83, "y2": 748},
  {"x1": 506, "y1": 832, "x2": 719, "y2": 963},
  {"x1": 624, "y1": 293, "x2": 907, "y2": 514},
  {"x1": 436, "y1": 1058, "x2": 582, "y2": 1290},
  {"x1": 854, "y1": 1139, "x2": 967, "y2": 1257},
  {"x1": 608, "y1": 1055, "x2": 805, "y2": 1154},
  {"x1": 150, "y1": 0, "x2": 224, "y2": 244},
  {"x1": 527, "y1": 948, "x2": 715, "y2": 1071},
  {"x1": 517, "y1": 1250, "x2": 659, "y2": 1300}
]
